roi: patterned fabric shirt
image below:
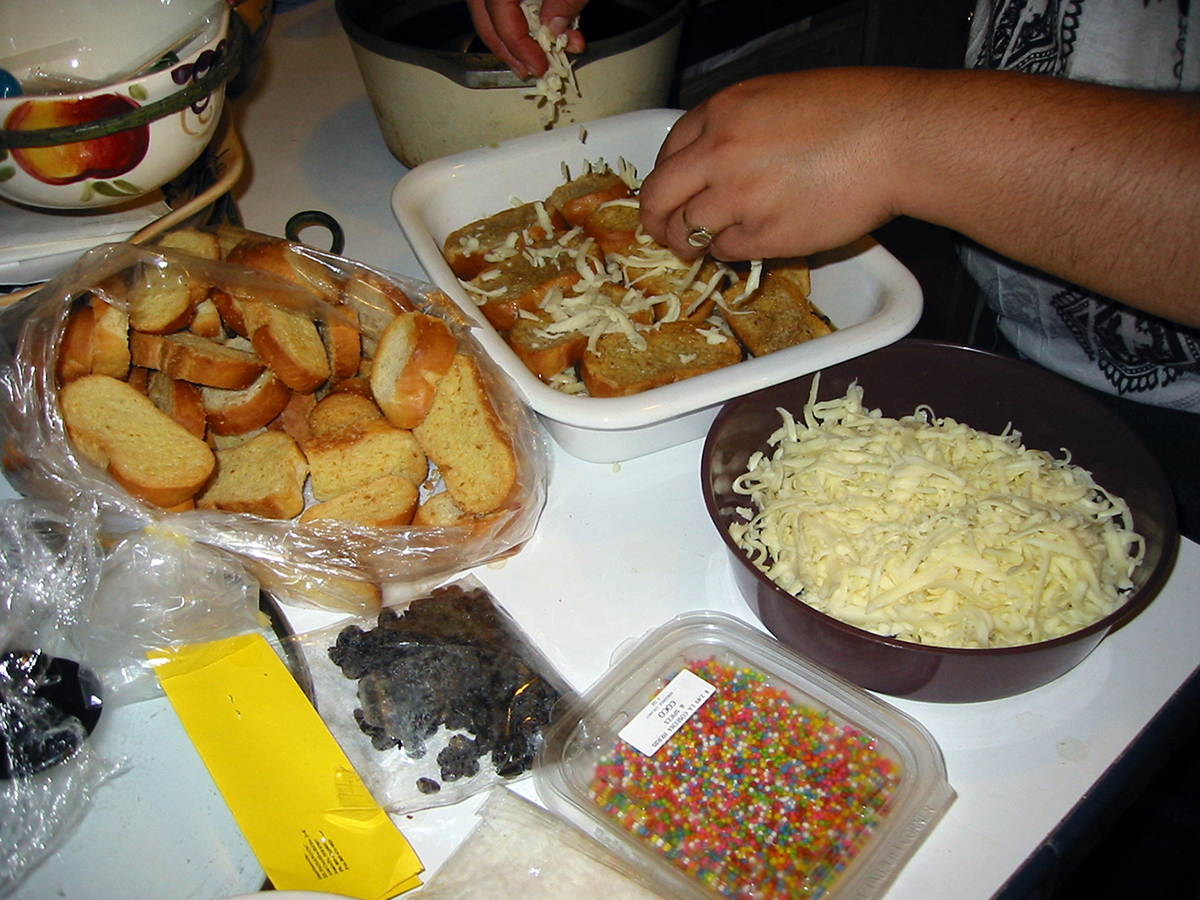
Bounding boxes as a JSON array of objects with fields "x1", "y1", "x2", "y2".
[{"x1": 960, "y1": 0, "x2": 1200, "y2": 410}]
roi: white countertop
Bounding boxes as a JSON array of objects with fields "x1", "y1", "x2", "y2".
[{"x1": 7, "y1": 2, "x2": 1200, "y2": 898}]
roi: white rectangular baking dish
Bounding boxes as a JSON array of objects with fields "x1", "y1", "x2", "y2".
[{"x1": 392, "y1": 108, "x2": 923, "y2": 462}]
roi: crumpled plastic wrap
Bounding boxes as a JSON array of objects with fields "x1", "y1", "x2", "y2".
[
  {"x1": 290, "y1": 575, "x2": 573, "y2": 815},
  {"x1": 0, "y1": 499, "x2": 119, "y2": 898},
  {"x1": 418, "y1": 786, "x2": 671, "y2": 899},
  {"x1": 76, "y1": 526, "x2": 265, "y2": 706},
  {"x1": 0, "y1": 234, "x2": 551, "y2": 613},
  {"x1": 0, "y1": 493, "x2": 282, "y2": 895}
]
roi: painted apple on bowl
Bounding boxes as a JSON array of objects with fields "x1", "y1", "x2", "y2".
[
  {"x1": 0, "y1": 8, "x2": 231, "y2": 210},
  {"x1": 6, "y1": 96, "x2": 150, "y2": 187}
]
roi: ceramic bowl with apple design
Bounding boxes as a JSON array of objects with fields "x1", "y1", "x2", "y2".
[{"x1": 0, "y1": 6, "x2": 234, "y2": 210}]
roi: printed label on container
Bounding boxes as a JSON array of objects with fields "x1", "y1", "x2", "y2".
[{"x1": 619, "y1": 668, "x2": 716, "y2": 756}]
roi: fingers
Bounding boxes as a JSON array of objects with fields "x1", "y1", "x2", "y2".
[
  {"x1": 543, "y1": 0, "x2": 590, "y2": 52},
  {"x1": 640, "y1": 107, "x2": 741, "y2": 259},
  {"x1": 468, "y1": 0, "x2": 590, "y2": 78},
  {"x1": 467, "y1": 0, "x2": 543, "y2": 77}
]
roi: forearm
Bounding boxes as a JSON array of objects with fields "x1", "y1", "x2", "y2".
[{"x1": 887, "y1": 69, "x2": 1200, "y2": 326}]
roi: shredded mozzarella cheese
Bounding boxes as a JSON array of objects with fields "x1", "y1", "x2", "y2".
[
  {"x1": 728, "y1": 378, "x2": 1145, "y2": 649},
  {"x1": 521, "y1": 0, "x2": 581, "y2": 128}
]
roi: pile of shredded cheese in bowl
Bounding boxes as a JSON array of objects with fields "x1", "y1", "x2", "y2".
[{"x1": 728, "y1": 378, "x2": 1146, "y2": 649}]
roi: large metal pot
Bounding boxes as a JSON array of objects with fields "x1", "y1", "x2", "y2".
[{"x1": 337, "y1": 0, "x2": 689, "y2": 167}]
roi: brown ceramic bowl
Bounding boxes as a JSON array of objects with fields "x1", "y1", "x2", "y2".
[{"x1": 702, "y1": 340, "x2": 1180, "y2": 702}]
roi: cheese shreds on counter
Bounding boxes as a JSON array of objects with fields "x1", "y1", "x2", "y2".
[{"x1": 729, "y1": 378, "x2": 1146, "y2": 649}]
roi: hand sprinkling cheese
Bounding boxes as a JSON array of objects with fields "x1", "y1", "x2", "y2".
[
  {"x1": 729, "y1": 378, "x2": 1145, "y2": 649},
  {"x1": 520, "y1": 0, "x2": 581, "y2": 128}
]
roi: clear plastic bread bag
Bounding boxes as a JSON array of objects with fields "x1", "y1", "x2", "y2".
[
  {"x1": 0, "y1": 233, "x2": 551, "y2": 615},
  {"x1": 285, "y1": 575, "x2": 573, "y2": 815}
]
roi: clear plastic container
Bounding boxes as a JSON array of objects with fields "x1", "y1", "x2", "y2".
[{"x1": 534, "y1": 612, "x2": 955, "y2": 900}]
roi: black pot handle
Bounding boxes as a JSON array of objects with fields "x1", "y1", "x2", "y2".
[{"x1": 285, "y1": 209, "x2": 345, "y2": 256}]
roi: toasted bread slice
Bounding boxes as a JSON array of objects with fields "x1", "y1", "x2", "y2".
[
  {"x1": 339, "y1": 269, "x2": 415, "y2": 354},
  {"x1": 197, "y1": 430, "x2": 309, "y2": 519},
  {"x1": 226, "y1": 237, "x2": 342, "y2": 303},
  {"x1": 412, "y1": 490, "x2": 476, "y2": 528},
  {"x1": 189, "y1": 296, "x2": 226, "y2": 338},
  {"x1": 320, "y1": 303, "x2": 363, "y2": 382},
  {"x1": 507, "y1": 309, "x2": 588, "y2": 382},
  {"x1": 580, "y1": 321, "x2": 743, "y2": 398},
  {"x1": 129, "y1": 331, "x2": 266, "y2": 390},
  {"x1": 201, "y1": 369, "x2": 292, "y2": 436},
  {"x1": 90, "y1": 297, "x2": 131, "y2": 379},
  {"x1": 242, "y1": 302, "x2": 331, "y2": 394},
  {"x1": 127, "y1": 263, "x2": 206, "y2": 334},
  {"x1": 307, "y1": 391, "x2": 384, "y2": 437},
  {"x1": 442, "y1": 202, "x2": 565, "y2": 281},
  {"x1": 298, "y1": 473, "x2": 419, "y2": 528},
  {"x1": 582, "y1": 200, "x2": 642, "y2": 257},
  {"x1": 147, "y1": 370, "x2": 207, "y2": 439},
  {"x1": 57, "y1": 302, "x2": 95, "y2": 385},
  {"x1": 545, "y1": 169, "x2": 633, "y2": 226},
  {"x1": 413, "y1": 354, "x2": 517, "y2": 515},
  {"x1": 209, "y1": 287, "x2": 249, "y2": 337},
  {"x1": 273, "y1": 389, "x2": 318, "y2": 444},
  {"x1": 156, "y1": 227, "x2": 221, "y2": 260},
  {"x1": 370, "y1": 311, "x2": 458, "y2": 429},
  {"x1": 724, "y1": 262, "x2": 832, "y2": 357},
  {"x1": 59, "y1": 374, "x2": 215, "y2": 508},
  {"x1": 468, "y1": 231, "x2": 599, "y2": 331},
  {"x1": 303, "y1": 417, "x2": 428, "y2": 500}
]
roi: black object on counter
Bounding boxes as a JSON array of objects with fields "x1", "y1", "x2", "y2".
[{"x1": 0, "y1": 650, "x2": 103, "y2": 780}]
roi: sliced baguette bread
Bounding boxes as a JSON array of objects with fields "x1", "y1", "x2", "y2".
[
  {"x1": 412, "y1": 490, "x2": 476, "y2": 528},
  {"x1": 545, "y1": 170, "x2": 633, "y2": 226},
  {"x1": 196, "y1": 430, "x2": 309, "y2": 519},
  {"x1": 724, "y1": 263, "x2": 832, "y2": 357},
  {"x1": 298, "y1": 473, "x2": 419, "y2": 528},
  {"x1": 306, "y1": 390, "x2": 383, "y2": 437},
  {"x1": 201, "y1": 369, "x2": 292, "y2": 436},
  {"x1": 413, "y1": 353, "x2": 517, "y2": 515},
  {"x1": 242, "y1": 301, "x2": 331, "y2": 394},
  {"x1": 59, "y1": 374, "x2": 215, "y2": 508},
  {"x1": 506, "y1": 309, "x2": 588, "y2": 382},
  {"x1": 127, "y1": 264, "x2": 205, "y2": 334},
  {"x1": 580, "y1": 321, "x2": 743, "y2": 398},
  {"x1": 90, "y1": 297, "x2": 131, "y2": 379},
  {"x1": 442, "y1": 202, "x2": 563, "y2": 281},
  {"x1": 130, "y1": 330, "x2": 266, "y2": 390},
  {"x1": 303, "y1": 416, "x2": 428, "y2": 500},
  {"x1": 370, "y1": 311, "x2": 457, "y2": 429},
  {"x1": 57, "y1": 303, "x2": 95, "y2": 384},
  {"x1": 146, "y1": 370, "x2": 207, "y2": 439}
]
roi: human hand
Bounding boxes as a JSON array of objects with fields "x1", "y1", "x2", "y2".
[
  {"x1": 638, "y1": 70, "x2": 905, "y2": 262},
  {"x1": 467, "y1": 0, "x2": 589, "y2": 79}
]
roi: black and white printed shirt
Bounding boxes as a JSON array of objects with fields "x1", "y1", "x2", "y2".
[{"x1": 960, "y1": 0, "x2": 1200, "y2": 410}]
